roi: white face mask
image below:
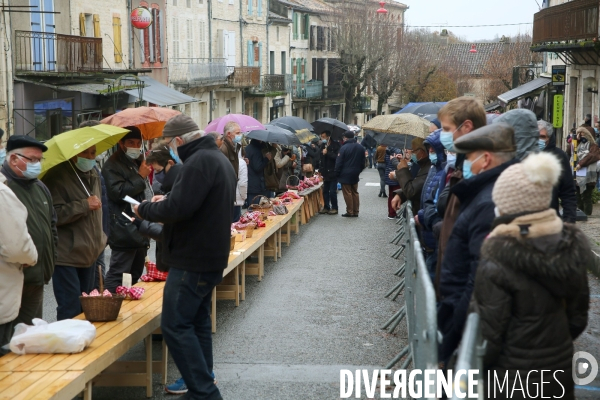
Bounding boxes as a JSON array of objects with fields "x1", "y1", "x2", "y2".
[{"x1": 125, "y1": 147, "x2": 142, "y2": 159}]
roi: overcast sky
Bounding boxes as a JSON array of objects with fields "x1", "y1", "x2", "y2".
[{"x1": 400, "y1": 0, "x2": 541, "y2": 41}]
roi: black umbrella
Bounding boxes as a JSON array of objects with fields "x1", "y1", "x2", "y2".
[
  {"x1": 311, "y1": 117, "x2": 349, "y2": 141},
  {"x1": 271, "y1": 116, "x2": 315, "y2": 133},
  {"x1": 246, "y1": 124, "x2": 302, "y2": 146},
  {"x1": 365, "y1": 130, "x2": 423, "y2": 149},
  {"x1": 397, "y1": 102, "x2": 446, "y2": 117},
  {"x1": 270, "y1": 121, "x2": 318, "y2": 144}
]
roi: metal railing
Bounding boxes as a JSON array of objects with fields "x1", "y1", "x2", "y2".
[
  {"x1": 451, "y1": 313, "x2": 486, "y2": 400},
  {"x1": 383, "y1": 203, "x2": 439, "y2": 383},
  {"x1": 532, "y1": 0, "x2": 599, "y2": 44},
  {"x1": 14, "y1": 30, "x2": 102, "y2": 73},
  {"x1": 170, "y1": 58, "x2": 229, "y2": 87},
  {"x1": 353, "y1": 96, "x2": 371, "y2": 112},
  {"x1": 292, "y1": 80, "x2": 323, "y2": 99},
  {"x1": 323, "y1": 85, "x2": 344, "y2": 100},
  {"x1": 226, "y1": 66, "x2": 260, "y2": 88},
  {"x1": 255, "y1": 74, "x2": 292, "y2": 93}
]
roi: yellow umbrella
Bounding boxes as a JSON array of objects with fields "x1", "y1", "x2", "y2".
[{"x1": 40, "y1": 124, "x2": 130, "y2": 178}]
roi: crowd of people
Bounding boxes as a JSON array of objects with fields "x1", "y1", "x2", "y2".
[
  {"x1": 0, "y1": 97, "x2": 594, "y2": 398},
  {"x1": 382, "y1": 97, "x2": 590, "y2": 398}
]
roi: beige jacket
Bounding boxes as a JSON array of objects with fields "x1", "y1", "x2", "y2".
[{"x1": 0, "y1": 174, "x2": 38, "y2": 325}]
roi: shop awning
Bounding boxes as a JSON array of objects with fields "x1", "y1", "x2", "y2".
[
  {"x1": 497, "y1": 77, "x2": 551, "y2": 104},
  {"x1": 126, "y1": 76, "x2": 198, "y2": 106}
]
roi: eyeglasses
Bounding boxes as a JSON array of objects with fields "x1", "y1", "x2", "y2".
[{"x1": 16, "y1": 153, "x2": 44, "y2": 163}]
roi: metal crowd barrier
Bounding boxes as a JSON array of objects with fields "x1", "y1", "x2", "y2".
[
  {"x1": 451, "y1": 313, "x2": 486, "y2": 400},
  {"x1": 383, "y1": 202, "x2": 439, "y2": 374}
]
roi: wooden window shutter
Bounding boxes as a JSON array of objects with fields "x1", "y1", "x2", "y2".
[
  {"x1": 247, "y1": 41, "x2": 253, "y2": 66},
  {"x1": 93, "y1": 14, "x2": 100, "y2": 38},
  {"x1": 79, "y1": 13, "x2": 86, "y2": 36},
  {"x1": 113, "y1": 16, "x2": 123, "y2": 63}
]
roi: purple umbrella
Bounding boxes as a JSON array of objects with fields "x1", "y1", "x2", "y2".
[{"x1": 204, "y1": 114, "x2": 265, "y2": 134}]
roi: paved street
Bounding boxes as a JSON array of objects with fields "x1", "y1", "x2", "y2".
[{"x1": 42, "y1": 168, "x2": 408, "y2": 399}]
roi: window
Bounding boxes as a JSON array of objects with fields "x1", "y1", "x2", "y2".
[
  {"x1": 281, "y1": 51, "x2": 286, "y2": 74},
  {"x1": 229, "y1": 0, "x2": 234, "y2": 4},
  {"x1": 257, "y1": 0, "x2": 262, "y2": 17},
  {"x1": 301, "y1": 14, "x2": 309, "y2": 40},
  {"x1": 113, "y1": 16, "x2": 123, "y2": 63},
  {"x1": 186, "y1": 0, "x2": 191, "y2": 7},
  {"x1": 253, "y1": 102, "x2": 259, "y2": 120},
  {"x1": 172, "y1": 18, "x2": 180, "y2": 58},
  {"x1": 173, "y1": 0, "x2": 177, "y2": 6},
  {"x1": 248, "y1": 0, "x2": 253, "y2": 15},
  {"x1": 199, "y1": 21, "x2": 206, "y2": 58},
  {"x1": 187, "y1": 20, "x2": 193, "y2": 58},
  {"x1": 199, "y1": 0, "x2": 203, "y2": 3},
  {"x1": 225, "y1": 100, "x2": 231, "y2": 114},
  {"x1": 153, "y1": 8, "x2": 163, "y2": 63},
  {"x1": 292, "y1": 13, "x2": 298, "y2": 39},
  {"x1": 269, "y1": 51, "x2": 275, "y2": 75},
  {"x1": 276, "y1": 26, "x2": 279, "y2": 42}
]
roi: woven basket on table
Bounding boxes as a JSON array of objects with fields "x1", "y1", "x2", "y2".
[
  {"x1": 79, "y1": 265, "x2": 125, "y2": 322},
  {"x1": 244, "y1": 222, "x2": 257, "y2": 238},
  {"x1": 249, "y1": 195, "x2": 273, "y2": 213}
]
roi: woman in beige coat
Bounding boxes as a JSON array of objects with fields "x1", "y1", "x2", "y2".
[{"x1": 0, "y1": 173, "x2": 38, "y2": 349}]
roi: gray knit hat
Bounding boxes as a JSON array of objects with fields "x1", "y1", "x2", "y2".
[{"x1": 162, "y1": 114, "x2": 199, "y2": 138}]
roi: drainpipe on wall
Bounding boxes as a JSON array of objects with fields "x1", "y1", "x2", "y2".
[
  {"x1": 2, "y1": 5, "x2": 14, "y2": 135},
  {"x1": 239, "y1": 0, "x2": 244, "y2": 114},
  {"x1": 209, "y1": 0, "x2": 213, "y2": 121},
  {"x1": 127, "y1": 0, "x2": 133, "y2": 69}
]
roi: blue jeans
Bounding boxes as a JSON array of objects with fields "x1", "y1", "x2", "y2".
[
  {"x1": 367, "y1": 148, "x2": 375, "y2": 167},
  {"x1": 233, "y1": 206, "x2": 242, "y2": 222},
  {"x1": 162, "y1": 268, "x2": 223, "y2": 400},
  {"x1": 323, "y1": 180, "x2": 338, "y2": 211},
  {"x1": 53, "y1": 264, "x2": 96, "y2": 320}
]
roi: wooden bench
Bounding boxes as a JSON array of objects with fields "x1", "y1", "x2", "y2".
[{"x1": 0, "y1": 282, "x2": 167, "y2": 400}]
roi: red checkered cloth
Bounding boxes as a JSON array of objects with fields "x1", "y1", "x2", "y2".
[
  {"x1": 82, "y1": 289, "x2": 113, "y2": 297},
  {"x1": 116, "y1": 286, "x2": 145, "y2": 300},
  {"x1": 139, "y1": 261, "x2": 168, "y2": 282}
]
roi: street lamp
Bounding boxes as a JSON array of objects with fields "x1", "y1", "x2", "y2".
[{"x1": 376, "y1": 1, "x2": 388, "y2": 14}]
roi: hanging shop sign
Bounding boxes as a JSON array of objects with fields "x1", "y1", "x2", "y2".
[{"x1": 130, "y1": 7, "x2": 153, "y2": 29}]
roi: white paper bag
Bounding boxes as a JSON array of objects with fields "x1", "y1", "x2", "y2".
[{"x1": 8, "y1": 318, "x2": 96, "y2": 355}]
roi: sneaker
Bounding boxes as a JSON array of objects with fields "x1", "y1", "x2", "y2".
[
  {"x1": 318, "y1": 208, "x2": 330, "y2": 215},
  {"x1": 166, "y1": 377, "x2": 188, "y2": 394},
  {"x1": 328, "y1": 209, "x2": 338, "y2": 215}
]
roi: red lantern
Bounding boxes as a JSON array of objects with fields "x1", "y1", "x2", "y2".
[
  {"x1": 376, "y1": 1, "x2": 388, "y2": 14},
  {"x1": 130, "y1": 7, "x2": 153, "y2": 30}
]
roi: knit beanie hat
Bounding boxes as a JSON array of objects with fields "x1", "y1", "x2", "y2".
[
  {"x1": 492, "y1": 152, "x2": 562, "y2": 216},
  {"x1": 163, "y1": 114, "x2": 199, "y2": 138}
]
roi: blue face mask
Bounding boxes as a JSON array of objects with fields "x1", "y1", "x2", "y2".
[
  {"x1": 233, "y1": 135, "x2": 242, "y2": 144},
  {"x1": 440, "y1": 132, "x2": 455, "y2": 152},
  {"x1": 446, "y1": 152, "x2": 456, "y2": 165},
  {"x1": 0, "y1": 148, "x2": 5, "y2": 166},
  {"x1": 429, "y1": 153, "x2": 438, "y2": 164},
  {"x1": 75, "y1": 157, "x2": 96, "y2": 172},
  {"x1": 169, "y1": 147, "x2": 181, "y2": 164},
  {"x1": 463, "y1": 153, "x2": 485, "y2": 180},
  {"x1": 411, "y1": 154, "x2": 418, "y2": 163},
  {"x1": 538, "y1": 139, "x2": 547, "y2": 150},
  {"x1": 322, "y1": 139, "x2": 327, "y2": 144},
  {"x1": 17, "y1": 159, "x2": 42, "y2": 180}
]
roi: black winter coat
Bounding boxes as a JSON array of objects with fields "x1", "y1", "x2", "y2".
[
  {"x1": 544, "y1": 134, "x2": 577, "y2": 223},
  {"x1": 319, "y1": 139, "x2": 341, "y2": 181},
  {"x1": 245, "y1": 140, "x2": 270, "y2": 194},
  {"x1": 437, "y1": 159, "x2": 517, "y2": 361},
  {"x1": 361, "y1": 134, "x2": 377, "y2": 150},
  {"x1": 335, "y1": 138, "x2": 366, "y2": 184},
  {"x1": 138, "y1": 136, "x2": 237, "y2": 273},
  {"x1": 101, "y1": 149, "x2": 149, "y2": 251},
  {"x1": 304, "y1": 143, "x2": 320, "y2": 170},
  {"x1": 393, "y1": 157, "x2": 431, "y2": 212},
  {"x1": 471, "y1": 213, "x2": 589, "y2": 400}
]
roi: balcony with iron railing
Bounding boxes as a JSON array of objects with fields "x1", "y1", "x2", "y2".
[
  {"x1": 170, "y1": 58, "x2": 229, "y2": 87},
  {"x1": 323, "y1": 85, "x2": 345, "y2": 100},
  {"x1": 226, "y1": 66, "x2": 261, "y2": 88},
  {"x1": 250, "y1": 74, "x2": 292, "y2": 95},
  {"x1": 292, "y1": 80, "x2": 323, "y2": 99},
  {"x1": 353, "y1": 96, "x2": 372, "y2": 112},
  {"x1": 14, "y1": 30, "x2": 103, "y2": 74},
  {"x1": 532, "y1": 0, "x2": 599, "y2": 45}
]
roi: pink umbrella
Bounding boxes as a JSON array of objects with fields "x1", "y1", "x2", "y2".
[{"x1": 204, "y1": 114, "x2": 265, "y2": 134}]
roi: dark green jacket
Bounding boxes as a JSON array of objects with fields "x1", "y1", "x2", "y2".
[{"x1": 1, "y1": 164, "x2": 57, "y2": 286}]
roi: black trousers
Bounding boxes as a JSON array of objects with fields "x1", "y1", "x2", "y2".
[{"x1": 104, "y1": 248, "x2": 147, "y2": 293}]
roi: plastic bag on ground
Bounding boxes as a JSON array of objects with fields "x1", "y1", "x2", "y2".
[{"x1": 7, "y1": 318, "x2": 96, "y2": 355}]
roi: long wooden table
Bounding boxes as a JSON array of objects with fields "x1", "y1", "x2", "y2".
[
  {"x1": 298, "y1": 184, "x2": 324, "y2": 224},
  {"x1": 0, "y1": 198, "x2": 306, "y2": 399}
]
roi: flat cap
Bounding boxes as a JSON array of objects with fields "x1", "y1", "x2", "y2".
[
  {"x1": 6, "y1": 135, "x2": 48, "y2": 152},
  {"x1": 454, "y1": 123, "x2": 516, "y2": 154},
  {"x1": 163, "y1": 114, "x2": 199, "y2": 138}
]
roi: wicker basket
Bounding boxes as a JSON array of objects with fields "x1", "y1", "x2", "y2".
[
  {"x1": 79, "y1": 265, "x2": 125, "y2": 322},
  {"x1": 249, "y1": 195, "x2": 273, "y2": 212},
  {"x1": 244, "y1": 223, "x2": 257, "y2": 238}
]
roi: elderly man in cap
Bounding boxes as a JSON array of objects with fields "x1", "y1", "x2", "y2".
[
  {"x1": 101, "y1": 126, "x2": 152, "y2": 293},
  {"x1": 390, "y1": 137, "x2": 432, "y2": 213},
  {"x1": 436, "y1": 123, "x2": 518, "y2": 364},
  {"x1": 1, "y1": 135, "x2": 57, "y2": 326},
  {"x1": 221, "y1": 121, "x2": 242, "y2": 177},
  {"x1": 134, "y1": 114, "x2": 235, "y2": 399},
  {"x1": 335, "y1": 130, "x2": 366, "y2": 217}
]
